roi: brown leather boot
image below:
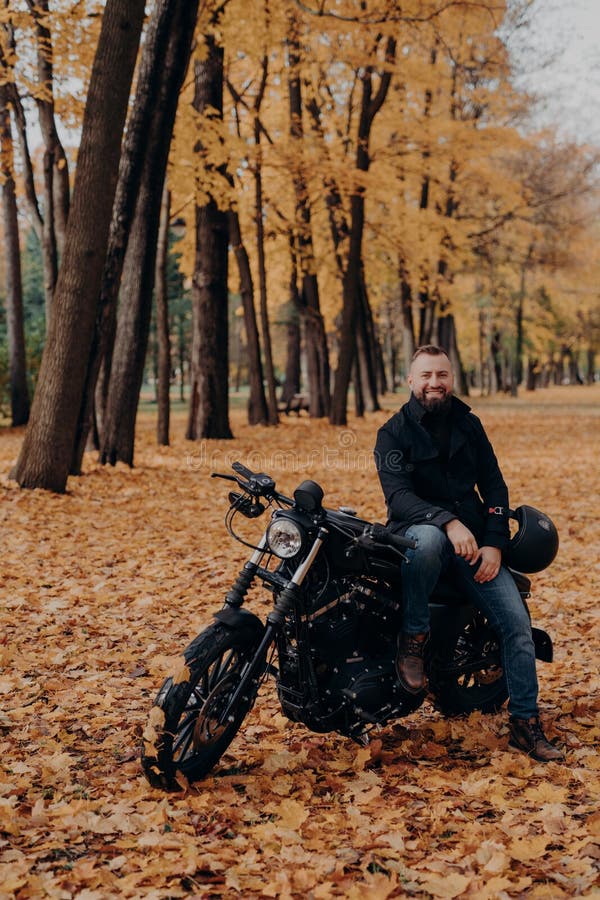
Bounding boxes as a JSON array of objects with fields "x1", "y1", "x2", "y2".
[
  {"x1": 508, "y1": 716, "x2": 565, "y2": 762},
  {"x1": 396, "y1": 632, "x2": 428, "y2": 694}
]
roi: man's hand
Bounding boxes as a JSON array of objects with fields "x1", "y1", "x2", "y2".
[
  {"x1": 473, "y1": 546, "x2": 502, "y2": 583},
  {"x1": 444, "y1": 519, "x2": 479, "y2": 561},
  {"x1": 444, "y1": 520, "x2": 502, "y2": 582}
]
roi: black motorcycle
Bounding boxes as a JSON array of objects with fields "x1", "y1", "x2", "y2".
[{"x1": 141, "y1": 461, "x2": 553, "y2": 790}]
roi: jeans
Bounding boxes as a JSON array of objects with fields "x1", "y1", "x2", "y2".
[{"x1": 401, "y1": 524, "x2": 539, "y2": 719}]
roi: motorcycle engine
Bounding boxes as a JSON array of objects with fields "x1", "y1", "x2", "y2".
[{"x1": 278, "y1": 580, "x2": 422, "y2": 736}]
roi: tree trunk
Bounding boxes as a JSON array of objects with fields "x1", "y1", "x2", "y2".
[
  {"x1": 74, "y1": 0, "x2": 199, "y2": 469},
  {"x1": 251, "y1": 51, "x2": 278, "y2": 426},
  {"x1": 399, "y1": 260, "x2": 416, "y2": 375},
  {"x1": 437, "y1": 313, "x2": 468, "y2": 394},
  {"x1": 330, "y1": 36, "x2": 396, "y2": 425},
  {"x1": 228, "y1": 208, "x2": 269, "y2": 425},
  {"x1": 13, "y1": 0, "x2": 146, "y2": 492},
  {"x1": 287, "y1": 16, "x2": 330, "y2": 418},
  {"x1": 186, "y1": 35, "x2": 233, "y2": 441},
  {"x1": 41, "y1": 149, "x2": 58, "y2": 321},
  {"x1": 353, "y1": 357, "x2": 364, "y2": 418},
  {"x1": 28, "y1": 0, "x2": 70, "y2": 249},
  {"x1": 28, "y1": 0, "x2": 71, "y2": 318},
  {"x1": 0, "y1": 85, "x2": 29, "y2": 426},
  {"x1": 382, "y1": 301, "x2": 398, "y2": 391},
  {"x1": 281, "y1": 320, "x2": 301, "y2": 404},
  {"x1": 156, "y1": 184, "x2": 171, "y2": 446},
  {"x1": 95, "y1": 0, "x2": 200, "y2": 467},
  {"x1": 374, "y1": 330, "x2": 388, "y2": 395},
  {"x1": 280, "y1": 247, "x2": 302, "y2": 404},
  {"x1": 254, "y1": 143, "x2": 279, "y2": 425},
  {"x1": 305, "y1": 86, "x2": 349, "y2": 278},
  {"x1": 357, "y1": 267, "x2": 381, "y2": 410},
  {"x1": 586, "y1": 348, "x2": 595, "y2": 384},
  {"x1": 330, "y1": 192, "x2": 361, "y2": 425}
]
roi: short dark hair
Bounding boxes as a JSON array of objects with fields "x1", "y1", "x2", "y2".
[{"x1": 411, "y1": 345, "x2": 449, "y2": 362}]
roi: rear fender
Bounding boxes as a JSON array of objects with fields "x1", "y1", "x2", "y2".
[
  {"x1": 214, "y1": 607, "x2": 265, "y2": 643},
  {"x1": 532, "y1": 627, "x2": 553, "y2": 663},
  {"x1": 429, "y1": 603, "x2": 553, "y2": 663}
]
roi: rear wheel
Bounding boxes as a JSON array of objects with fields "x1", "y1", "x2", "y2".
[
  {"x1": 141, "y1": 623, "x2": 266, "y2": 790},
  {"x1": 430, "y1": 613, "x2": 508, "y2": 716}
]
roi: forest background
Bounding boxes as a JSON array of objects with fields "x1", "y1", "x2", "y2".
[
  {"x1": 0, "y1": 0, "x2": 599, "y2": 494},
  {"x1": 0, "y1": 2, "x2": 599, "y2": 897}
]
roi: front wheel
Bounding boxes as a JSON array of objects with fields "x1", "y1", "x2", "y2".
[
  {"x1": 430, "y1": 613, "x2": 508, "y2": 716},
  {"x1": 141, "y1": 623, "x2": 266, "y2": 790}
]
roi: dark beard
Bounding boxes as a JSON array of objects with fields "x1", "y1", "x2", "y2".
[{"x1": 420, "y1": 392, "x2": 452, "y2": 414}]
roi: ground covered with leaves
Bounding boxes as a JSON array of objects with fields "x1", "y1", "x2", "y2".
[{"x1": 0, "y1": 385, "x2": 598, "y2": 899}]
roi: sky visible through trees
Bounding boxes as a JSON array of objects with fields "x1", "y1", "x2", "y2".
[{"x1": 511, "y1": 0, "x2": 600, "y2": 145}]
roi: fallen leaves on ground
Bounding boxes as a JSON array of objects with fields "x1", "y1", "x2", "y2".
[{"x1": 0, "y1": 385, "x2": 598, "y2": 898}]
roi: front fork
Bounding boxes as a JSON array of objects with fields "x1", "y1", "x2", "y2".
[{"x1": 217, "y1": 528, "x2": 328, "y2": 725}]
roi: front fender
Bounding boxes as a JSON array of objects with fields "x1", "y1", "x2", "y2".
[{"x1": 214, "y1": 606, "x2": 265, "y2": 642}]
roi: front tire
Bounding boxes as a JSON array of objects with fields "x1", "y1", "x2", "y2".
[
  {"x1": 141, "y1": 623, "x2": 265, "y2": 790},
  {"x1": 430, "y1": 613, "x2": 508, "y2": 716}
]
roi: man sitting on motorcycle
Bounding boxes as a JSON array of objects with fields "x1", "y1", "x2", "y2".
[{"x1": 374, "y1": 344, "x2": 564, "y2": 763}]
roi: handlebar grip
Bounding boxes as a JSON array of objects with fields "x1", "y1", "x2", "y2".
[
  {"x1": 232, "y1": 460, "x2": 255, "y2": 480},
  {"x1": 388, "y1": 532, "x2": 417, "y2": 552},
  {"x1": 369, "y1": 524, "x2": 417, "y2": 551}
]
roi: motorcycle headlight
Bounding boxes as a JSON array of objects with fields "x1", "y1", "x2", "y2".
[{"x1": 267, "y1": 518, "x2": 304, "y2": 559}]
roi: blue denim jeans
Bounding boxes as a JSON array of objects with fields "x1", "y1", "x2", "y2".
[{"x1": 402, "y1": 524, "x2": 539, "y2": 719}]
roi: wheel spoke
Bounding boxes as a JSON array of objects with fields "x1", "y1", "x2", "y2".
[
  {"x1": 209, "y1": 648, "x2": 237, "y2": 689},
  {"x1": 142, "y1": 626, "x2": 263, "y2": 788},
  {"x1": 173, "y1": 712, "x2": 197, "y2": 759}
]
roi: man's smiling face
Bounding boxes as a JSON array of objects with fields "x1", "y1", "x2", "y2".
[{"x1": 408, "y1": 351, "x2": 454, "y2": 412}]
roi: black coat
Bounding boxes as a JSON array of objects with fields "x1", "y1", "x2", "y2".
[{"x1": 374, "y1": 394, "x2": 510, "y2": 550}]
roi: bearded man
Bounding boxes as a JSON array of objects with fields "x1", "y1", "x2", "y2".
[{"x1": 374, "y1": 345, "x2": 563, "y2": 762}]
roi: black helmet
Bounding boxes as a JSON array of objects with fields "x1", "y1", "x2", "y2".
[{"x1": 504, "y1": 505, "x2": 559, "y2": 573}]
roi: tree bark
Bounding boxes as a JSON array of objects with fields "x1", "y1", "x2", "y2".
[
  {"x1": 280, "y1": 243, "x2": 302, "y2": 404},
  {"x1": 437, "y1": 312, "x2": 468, "y2": 394},
  {"x1": 253, "y1": 52, "x2": 279, "y2": 425},
  {"x1": 156, "y1": 184, "x2": 171, "y2": 446},
  {"x1": 255, "y1": 145, "x2": 279, "y2": 425},
  {"x1": 186, "y1": 33, "x2": 233, "y2": 441},
  {"x1": 357, "y1": 267, "x2": 381, "y2": 411},
  {"x1": 330, "y1": 36, "x2": 396, "y2": 425},
  {"x1": 74, "y1": 0, "x2": 199, "y2": 470},
  {"x1": 287, "y1": 16, "x2": 330, "y2": 418},
  {"x1": 0, "y1": 85, "x2": 30, "y2": 426},
  {"x1": 399, "y1": 259, "x2": 416, "y2": 373},
  {"x1": 99, "y1": 0, "x2": 200, "y2": 466},
  {"x1": 26, "y1": 0, "x2": 71, "y2": 317},
  {"x1": 228, "y1": 208, "x2": 269, "y2": 425},
  {"x1": 13, "y1": 0, "x2": 146, "y2": 492}
]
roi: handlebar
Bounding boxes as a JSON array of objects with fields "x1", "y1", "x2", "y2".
[
  {"x1": 354, "y1": 523, "x2": 417, "y2": 555},
  {"x1": 212, "y1": 464, "x2": 418, "y2": 555},
  {"x1": 231, "y1": 461, "x2": 255, "y2": 481},
  {"x1": 367, "y1": 524, "x2": 417, "y2": 551},
  {"x1": 212, "y1": 463, "x2": 285, "y2": 501}
]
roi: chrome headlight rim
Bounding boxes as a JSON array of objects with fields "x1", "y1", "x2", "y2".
[{"x1": 266, "y1": 517, "x2": 305, "y2": 559}]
